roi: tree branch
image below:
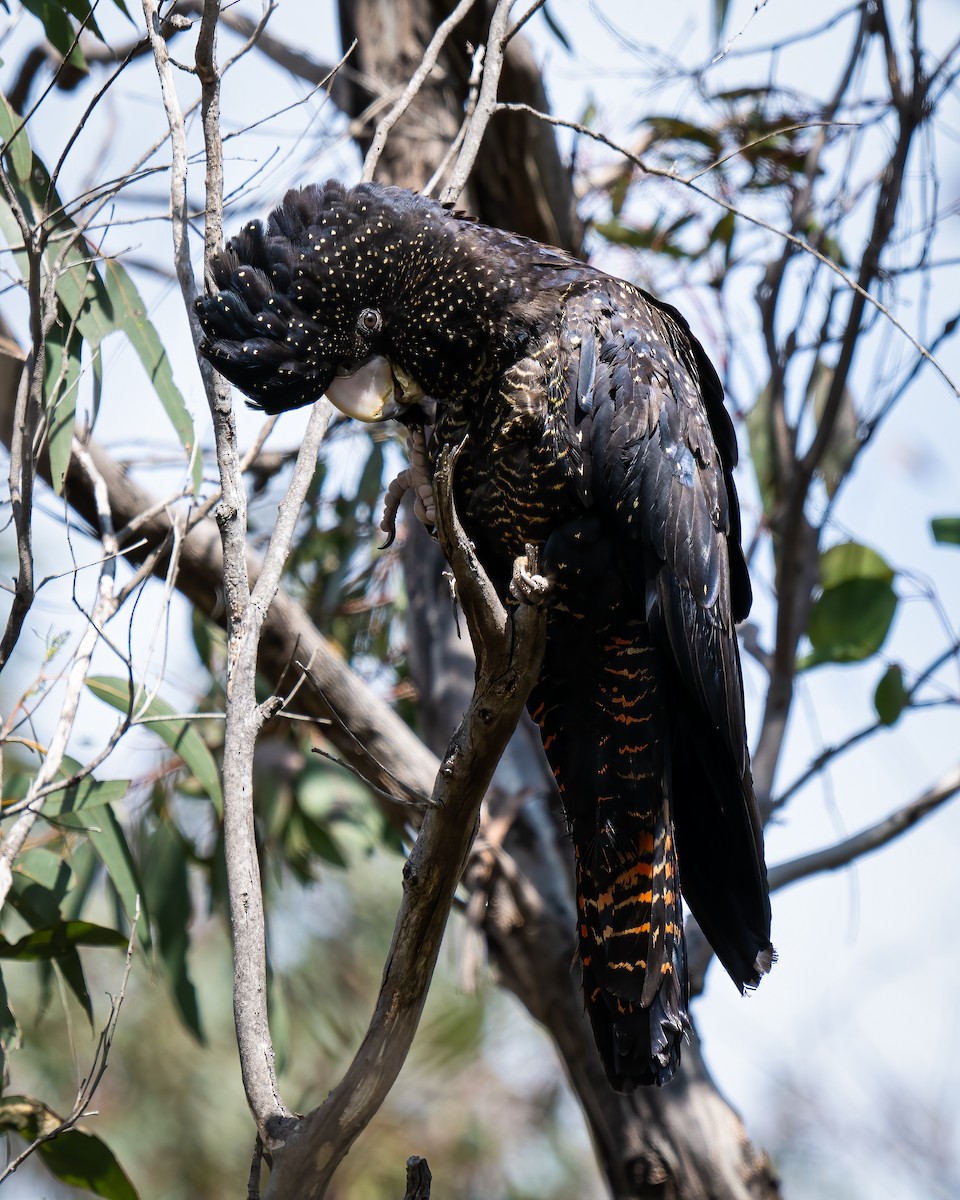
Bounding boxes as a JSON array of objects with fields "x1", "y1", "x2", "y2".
[
  {"x1": 768, "y1": 765, "x2": 960, "y2": 892},
  {"x1": 263, "y1": 446, "x2": 546, "y2": 1198}
]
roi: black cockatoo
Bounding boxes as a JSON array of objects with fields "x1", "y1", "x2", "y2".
[{"x1": 196, "y1": 180, "x2": 773, "y2": 1089}]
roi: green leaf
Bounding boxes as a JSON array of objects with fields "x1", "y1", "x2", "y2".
[
  {"x1": 41, "y1": 775, "x2": 130, "y2": 818},
  {"x1": 818, "y1": 541, "x2": 895, "y2": 589},
  {"x1": 56, "y1": 945, "x2": 94, "y2": 1025},
  {"x1": 799, "y1": 541, "x2": 898, "y2": 669},
  {"x1": 18, "y1": 0, "x2": 88, "y2": 69},
  {"x1": 0, "y1": 149, "x2": 195, "y2": 487},
  {"x1": 931, "y1": 517, "x2": 960, "y2": 546},
  {"x1": 44, "y1": 308, "x2": 83, "y2": 494},
  {"x1": 0, "y1": 1096, "x2": 139, "y2": 1199},
  {"x1": 0, "y1": 89, "x2": 31, "y2": 183},
  {"x1": 102, "y1": 260, "x2": 198, "y2": 491},
  {"x1": 141, "y1": 823, "x2": 205, "y2": 1043},
  {"x1": 0, "y1": 969, "x2": 22, "y2": 1084},
  {"x1": 710, "y1": 209, "x2": 736, "y2": 267},
  {"x1": 0, "y1": 921, "x2": 127, "y2": 960},
  {"x1": 56, "y1": 804, "x2": 150, "y2": 953},
  {"x1": 714, "y1": 0, "x2": 732, "y2": 38},
  {"x1": 5, "y1": 851, "x2": 95, "y2": 1019},
  {"x1": 801, "y1": 578, "x2": 898, "y2": 668},
  {"x1": 592, "y1": 217, "x2": 694, "y2": 260},
  {"x1": 807, "y1": 359, "x2": 860, "y2": 498},
  {"x1": 9, "y1": 848, "x2": 72, "y2": 926},
  {"x1": 746, "y1": 383, "x2": 779, "y2": 518},
  {"x1": 542, "y1": 3, "x2": 572, "y2": 52},
  {"x1": 874, "y1": 663, "x2": 907, "y2": 726},
  {"x1": 39, "y1": 1128, "x2": 140, "y2": 1200},
  {"x1": 86, "y1": 676, "x2": 223, "y2": 816},
  {"x1": 645, "y1": 115, "x2": 724, "y2": 154}
]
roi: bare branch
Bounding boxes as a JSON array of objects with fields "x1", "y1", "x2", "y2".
[{"x1": 768, "y1": 766, "x2": 960, "y2": 892}]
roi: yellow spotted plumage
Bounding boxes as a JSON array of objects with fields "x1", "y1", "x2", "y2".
[{"x1": 196, "y1": 180, "x2": 774, "y2": 1089}]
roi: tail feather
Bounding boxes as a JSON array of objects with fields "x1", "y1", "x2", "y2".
[{"x1": 529, "y1": 614, "x2": 689, "y2": 1089}]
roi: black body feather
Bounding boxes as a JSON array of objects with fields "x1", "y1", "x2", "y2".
[{"x1": 197, "y1": 180, "x2": 773, "y2": 1089}]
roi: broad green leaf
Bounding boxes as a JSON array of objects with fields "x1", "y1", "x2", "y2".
[
  {"x1": 56, "y1": 945, "x2": 94, "y2": 1025},
  {"x1": 141, "y1": 822, "x2": 205, "y2": 1043},
  {"x1": 18, "y1": 1, "x2": 87, "y2": 69},
  {"x1": 931, "y1": 517, "x2": 960, "y2": 546},
  {"x1": 874, "y1": 663, "x2": 907, "y2": 726},
  {"x1": 0, "y1": 969, "x2": 22, "y2": 1084},
  {"x1": 42, "y1": 775, "x2": 130, "y2": 818},
  {"x1": 9, "y1": 848, "x2": 72, "y2": 926},
  {"x1": 0, "y1": 1096, "x2": 139, "y2": 1199},
  {"x1": 818, "y1": 541, "x2": 894, "y2": 589},
  {"x1": 86, "y1": 677, "x2": 223, "y2": 815},
  {"x1": 801, "y1": 577, "x2": 898, "y2": 668},
  {"x1": 56, "y1": 804, "x2": 150, "y2": 952},
  {"x1": 0, "y1": 921, "x2": 127, "y2": 960},
  {"x1": 0, "y1": 89, "x2": 31, "y2": 183},
  {"x1": 102, "y1": 260, "x2": 198, "y2": 491},
  {"x1": 39, "y1": 1127, "x2": 140, "y2": 1199}
]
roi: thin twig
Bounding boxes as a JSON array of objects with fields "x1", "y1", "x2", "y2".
[
  {"x1": 495, "y1": 100, "x2": 957, "y2": 398},
  {"x1": 0, "y1": 446, "x2": 120, "y2": 909},
  {"x1": 441, "y1": 0, "x2": 518, "y2": 205}
]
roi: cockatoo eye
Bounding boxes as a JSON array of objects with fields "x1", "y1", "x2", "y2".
[{"x1": 359, "y1": 308, "x2": 382, "y2": 332}]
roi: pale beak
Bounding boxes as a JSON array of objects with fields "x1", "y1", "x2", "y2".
[{"x1": 325, "y1": 356, "x2": 395, "y2": 422}]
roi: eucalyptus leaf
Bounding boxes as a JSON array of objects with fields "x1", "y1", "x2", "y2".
[
  {"x1": 931, "y1": 517, "x2": 960, "y2": 546},
  {"x1": 801, "y1": 577, "x2": 898, "y2": 668},
  {"x1": 0, "y1": 970, "x2": 22, "y2": 1081},
  {"x1": 44, "y1": 313, "x2": 83, "y2": 495},
  {"x1": 0, "y1": 1097, "x2": 139, "y2": 1199},
  {"x1": 56, "y1": 804, "x2": 150, "y2": 952},
  {"x1": 141, "y1": 823, "x2": 205, "y2": 1043},
  {"x1": 0, "y1": 921, "x2": 127, "y2": 960},
  {"x1": 102, "y1": 260, "x2": 198, "y2": 491},
  {"x1": 0, "y1": 89, "x2": 31, "y2": 182},
  {"x1": 874, "y1": 663, "x2": 907, "y2": 727},
  {"x1": 86, "y1": 676, "x2": 223, "y2": 815},
  {"x1": 38, "y1": 1127, "x2": 140, "y2": 1200}
]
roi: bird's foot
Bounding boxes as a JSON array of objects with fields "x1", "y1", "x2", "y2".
[
  {"x1": 509, "y1": 544, "x2": 552, "y2": 608},
  {"x1": 379, "y1": 428, "x2": 436, "y2": 547}
]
